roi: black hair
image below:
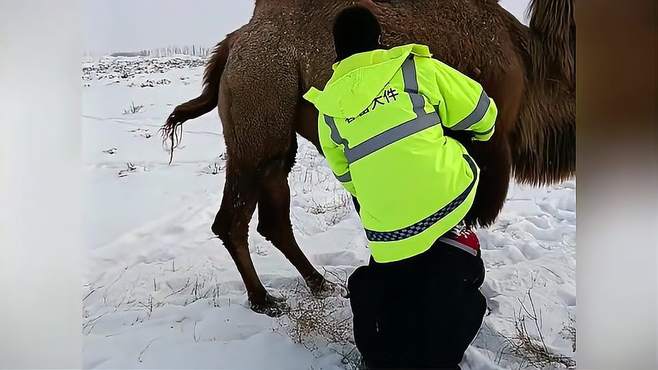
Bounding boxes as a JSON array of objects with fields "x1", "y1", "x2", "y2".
[{"x1": 332, "y1": 6, "x2": 382, "y2": 61}]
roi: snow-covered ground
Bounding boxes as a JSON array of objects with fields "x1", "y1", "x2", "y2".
[{"x1": 82, "y1": 56, "x2": 575, "y2": 369}]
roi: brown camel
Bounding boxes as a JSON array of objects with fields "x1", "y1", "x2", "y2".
[{"x1": 162, "y1": 0, "x2": 575, "y2": 316}]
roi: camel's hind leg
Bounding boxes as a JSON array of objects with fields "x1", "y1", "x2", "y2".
[
  {"x1": 210, "y1": 74, "x2": 291, "y2": 316},
  {"x1": 256, "y1": 136, "x2": 332, "y2": 297},
  {"x1": 212, "y1": 163, "x2": 288, "y2": 316},
  {"x1": 211, "y1": 54, "x2": 329, "y2": 315}
]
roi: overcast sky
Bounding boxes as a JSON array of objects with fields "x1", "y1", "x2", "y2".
[
  {"x1": 83, "y1": 0, "x2": 255, "y2": 55},
  {"x1": 83, "y1": 0, "x2": 529, "y2": 55}
]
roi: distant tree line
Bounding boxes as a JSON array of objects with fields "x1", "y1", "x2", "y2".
[{"x1": 102, "y1": 45, "x2": 212, "y2": 58}]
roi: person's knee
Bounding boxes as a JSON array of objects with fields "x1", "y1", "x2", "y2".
[
  {"x1": 463, "y1": 289, "x2": 487, "y2": 338},
  {"x1": 461, "y1": 253, "x2": 485, "y2": 289},
  {"x1": 347, "y1": 265, "x2": 370, "y2": 296},
  {"x1": 471, "y1": 256, "x2": 486, "y2": 288},
  {"x1": 475, "y1": 289, "x2": 487, "y2": 317}
]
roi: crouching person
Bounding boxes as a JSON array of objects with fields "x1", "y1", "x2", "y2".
[{"x1": 303, "y1": 6, "x2": 497, "y2": 369}]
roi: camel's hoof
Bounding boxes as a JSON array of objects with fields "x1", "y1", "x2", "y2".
[
  {"x1": 308, "y1": 277, "x2": 343, "y2": 299},
  {"x1": 249, "y1": 293, "x2": 289, "y2": 317}
]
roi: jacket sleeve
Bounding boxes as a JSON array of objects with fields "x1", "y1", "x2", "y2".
[
  {"x1": 428, "y1": 59, "x2": 498, "y2": 141},
  {"x1": 317, "y1": 114, "x2": 357, "y2": 197}
]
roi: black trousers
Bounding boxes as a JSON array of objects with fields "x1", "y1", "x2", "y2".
[{"x1": 348, "y1": 240, "x2": 486, "y2": 369}]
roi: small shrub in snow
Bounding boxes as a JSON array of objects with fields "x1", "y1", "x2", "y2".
[
  {"x1": 130, "y1": 128, "x2": 152, "y2": 139},
  {"x1": 200, "y1": 156, "x2": 226, "y2": 175},
  {"x1": 118, "y1": 162, "x2": 137, "y2": 177},
  {"x1": 117, "y1": 162, "x2": 147, "y2": 177},
  {"x1": 123, "y1": 101, "x2": 144, "y2": 114},
  {"x1": 140, "y1": 78, "x2": 171, "y2": 88},
  {"x1": 307, "y1": 193, "x2": 352, "y2": 227},
  {"x1": 561, "y1": 316, "x2": 576, "y2": 353},
  {"x1": 202, "y1": 162, "x2": 222, "y2": 175},
  {"x1": 276, "y1": 272, "x2": 361, "y2": 369},
  {"x1": 308, "y1": 194, "x2": 349, "y2": 215},
  {"x1": 498, "y1": 290, "x2": 576, "y2": 369}
]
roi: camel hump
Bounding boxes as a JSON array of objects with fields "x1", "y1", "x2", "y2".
[
  {"x1": 511, "y1": 0, "x2": 576, "y2": 185},
  {"x1": 528, "y1": 0, "x2": 575, "y2": 85}
]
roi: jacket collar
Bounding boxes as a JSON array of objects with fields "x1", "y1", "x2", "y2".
[
  {"x1": 303, "y1": 44, "x2": 433, "y2": 117},
  {"x1": 330, "y1": 44, "x2": 432, "y2": 78}
]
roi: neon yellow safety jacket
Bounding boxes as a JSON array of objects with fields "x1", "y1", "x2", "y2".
[{"x1": 303, "y1": 44, "x2": 497, "y2": 263}]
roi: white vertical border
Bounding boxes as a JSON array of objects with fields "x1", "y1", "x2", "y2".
[
  {"x1": 577, "y1": 0, "x2": 658, "y2": 368},
  {"x1": 0, "y1": 0, "x2": 657, "y2": 369},
  {"x1": 0, "y1": 0, "x2": 82, "y2": 367}
]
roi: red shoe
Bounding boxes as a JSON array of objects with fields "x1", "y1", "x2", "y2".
[{"x1": 439, "y1": 223, "x2": 480, "y2": 256}]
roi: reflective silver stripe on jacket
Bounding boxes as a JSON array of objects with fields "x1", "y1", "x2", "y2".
[
  {"x1": 450, "y1": 90, "x2": 490, "y2": 131},
  {"x1": 364, "y1": 154, "x2": 478, "y2": 242},
  {"x1": 323, "y1": 55, "x2": 441, "y2": 164},
  {"x1": 334, "y1": 171, "x2": 352, "y2": 182},
  {"x1": 401, "y1": 56, "x2": 427, "y2": 117},
  {"x1": 345, "y1": 112, "x2": 439, "y2": 163},
  {"x1": 324, "y1": 115, "x2": 349, "y2": 148}
]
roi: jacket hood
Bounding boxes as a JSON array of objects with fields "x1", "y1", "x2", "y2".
[{"x1": 303, "y1": 44, "x2": 432, "y2": 118}]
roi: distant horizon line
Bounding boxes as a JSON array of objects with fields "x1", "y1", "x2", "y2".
[{"x1": 83, "y1": 42, "x2": 219, "y2": 57}]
